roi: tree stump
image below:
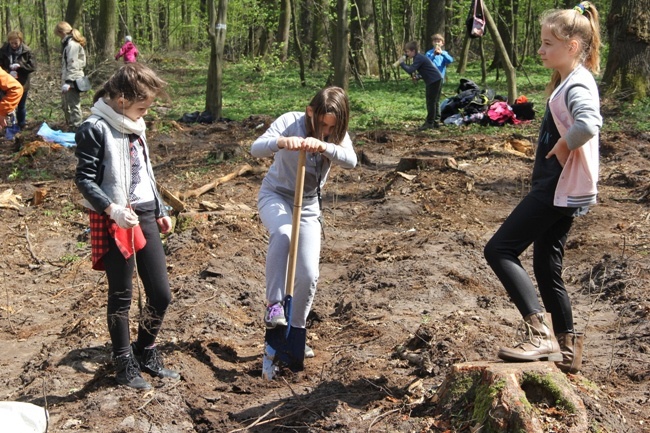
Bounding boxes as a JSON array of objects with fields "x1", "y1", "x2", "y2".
[{"x1": 428, "y1": 361, "x2": 587, "y2": 433}]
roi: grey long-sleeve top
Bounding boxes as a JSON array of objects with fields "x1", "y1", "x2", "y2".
[{"x1": 250, "y1": 112, "x2": 357, "y2": 200}]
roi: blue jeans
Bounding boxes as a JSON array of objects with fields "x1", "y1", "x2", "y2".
[{"x1": 16, "y1": 89, "x2": 28, "y2": 127}]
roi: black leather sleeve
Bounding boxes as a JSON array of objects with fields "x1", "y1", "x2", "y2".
[{"x1": 74, "y1": 121, "x2": 111, "y2": 214}]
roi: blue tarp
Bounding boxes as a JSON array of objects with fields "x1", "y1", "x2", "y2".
[{"x1": 37, "y1": 122, "x2": 76, "y2": 148}]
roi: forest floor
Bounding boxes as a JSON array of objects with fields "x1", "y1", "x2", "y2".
[{"x1": 0, "y1": 69, "x2": 649, "y2": 433}]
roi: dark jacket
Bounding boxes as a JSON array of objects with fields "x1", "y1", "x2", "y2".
[
  {"x1": 400, "y1": 53, "x2": 442, "y2": 85},
  {"x1": 0, "y1": 42, "x2": 36, "y2": 90}
]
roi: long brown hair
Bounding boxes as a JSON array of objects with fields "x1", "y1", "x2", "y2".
[
  {"x1": 540, "y1": 1, "x2": 600, "y2": 94},
  {"x1": 305, "y1": 86, "x2": 350, "y2": 145},
  {"x1": 94, "y1": 63, "x2": 167, "y2": 104}
]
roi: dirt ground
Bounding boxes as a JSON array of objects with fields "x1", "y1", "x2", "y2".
[{"x1": 0, "y1": 83, "x2": 649, "y2": 432}]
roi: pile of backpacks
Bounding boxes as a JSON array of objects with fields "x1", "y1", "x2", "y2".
[{"x1": 441, "y1": 78, "x2": 535, "y2": 126}]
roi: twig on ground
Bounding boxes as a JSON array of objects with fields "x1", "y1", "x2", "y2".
[
  {"x1": 227, "y1": 402, "x2": 285, "y2": 432},
  {"x1": 25, "y1": 225, "x2": 43, "y2": 264},
  {"x1": 367, "y1": 408, "x2": 400, "y2": 432}
]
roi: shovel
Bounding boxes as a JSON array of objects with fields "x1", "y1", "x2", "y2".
[{"x1": 265, "y1": 149, "x2": 307, "y2": 372}]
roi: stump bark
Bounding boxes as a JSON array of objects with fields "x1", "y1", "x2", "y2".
[{"x1": 429, "y1": 361, "x2": 587, "y2": 433}]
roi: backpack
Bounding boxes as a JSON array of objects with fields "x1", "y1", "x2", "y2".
[{"x1": 466, "y1": 0, "x2": 486, "y2": 39}]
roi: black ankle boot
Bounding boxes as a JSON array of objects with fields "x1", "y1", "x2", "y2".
[
  {"x1": 132, "y1": 343, "x2": 181, "y2": 380},
  {"x1": 114, "y1": 352, "x2": 152, "y2": 390}
]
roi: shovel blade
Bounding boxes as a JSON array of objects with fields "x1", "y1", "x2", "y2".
[{"x1": 265, "y1": 326, "x2": 306, "y2": 372}]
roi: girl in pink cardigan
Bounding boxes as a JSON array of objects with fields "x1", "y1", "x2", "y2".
[
  {"x1": 484, "y1": 1, "x2": 602, "y2": 374},
  {"x1": 115, "y1": 36, "x2": 138, "y2": 63}
]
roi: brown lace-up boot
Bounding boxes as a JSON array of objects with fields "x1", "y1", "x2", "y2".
[
  {"x1": 555, "y1": 332, "x2": 584, "y2": 373},
  {"x1": 498, "y1": 312, "x2": 562, "y2": 362}
]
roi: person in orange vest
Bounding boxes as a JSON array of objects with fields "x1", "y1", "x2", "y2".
[{"x1": 0, "y1": 67, "x2": 24, "y2": 131}]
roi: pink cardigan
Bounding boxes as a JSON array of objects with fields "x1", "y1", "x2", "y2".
[
  {"x1": 549, "y1": 68, "x2": 600, "y2": 208},
  {"x1": 115, "y1": 42, "x2": 138, "y2": 63}
]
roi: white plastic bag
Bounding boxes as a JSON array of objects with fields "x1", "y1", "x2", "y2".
[{"x1": 0, "y1": 401, "x2": 49, "y2": 433}]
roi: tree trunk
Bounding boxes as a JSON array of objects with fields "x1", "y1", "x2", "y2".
[
  {"x1": 333, "y1": 0, "x2": 349, "y2": 89},
  {"x1": 65, "y1": 0, "x2": 84, "y2": 27},
  {"x1": 425, "y1": 0, "x2": 445, "y2": 50},
  {"x1": 402, "y1": 0, "x2": 415, "y2": 44},
  {"x1": 291, "y1": 0, "x2": 306, "y2": 86},
  {"x1": 601, "y1": 0, "x2": 650, "y2": 100},
  {"x1": 484, "y1": 5, "x2": 517, "y2": 102},
  {"x1": 159, "y1": 2, "x2": 169, "y2": 49},
  {"x1": 39, "y1": 0, "x2": 51, "y2": 64},
  {"x1": 277, "y1": 0, "x2": 291, "y2": 61},
  {"x1": 96, "y1": 0, "x2": 117, "y2": 63},
  {"x1": 205, "y1": 0, "x2": 228, "y2": 118},
  {"x1": 309, "y1": 0, "x2": 329, "y2": 69},
  {"x1": 350, "y1": 0, "x2": 377, "y2": 75}
]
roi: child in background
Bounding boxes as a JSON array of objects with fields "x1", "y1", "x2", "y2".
[
  {"x1": 251, "y1": 87, "x2": 357, "y2": 380},
  {"x1": 54, "y1": 21, "x2": 86, "y2": 131},
  {"x1": 115, "y1": 36, "x2": 139, "y2": 63},
  {"x1": 425, "y1": 34, "x2": 453, "y2": 126},
  {"x1": 0, "y1": 31, "x2": 36, "y2": 129},
  {"x1": 0, "y1": 67, "x2": 23, "y2": 130},
  {"x1": 426, "y1": 34, "x2": 454, "y2": 81},
  {"x1": 484, "y1": 1, "x2": 602, "y2": 374},
  {"x1": 396, "y1": 41, "x2": 443, "y2": 130},
  {"x1": 75, "y1": 64, "x2": 179, "y2": 390}
]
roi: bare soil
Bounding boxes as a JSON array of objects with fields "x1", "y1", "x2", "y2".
[{"x1": 1, "y1": 85, "x2": 648, "y2": 432}]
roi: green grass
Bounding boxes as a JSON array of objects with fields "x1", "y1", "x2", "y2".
[{"x1": 72, "y1": 51, "x2": 648, "y2": 135}]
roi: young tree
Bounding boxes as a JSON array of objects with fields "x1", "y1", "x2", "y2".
[
  {"x1": 601, "y1": 0, "x2": 650, "y2": 100},
  {"x1": 206, "y1": 0, "x2": 228, "y2": 118}
]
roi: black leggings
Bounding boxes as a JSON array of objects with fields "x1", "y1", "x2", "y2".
[
  {"x1": 103, "y1": 207, "x2": 171, "y2": 357},
  {"x1": 484, "y1": 194, "x2": 575, "y2": 334}
]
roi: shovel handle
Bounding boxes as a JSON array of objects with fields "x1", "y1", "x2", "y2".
[{"x1": 285, "y1": 149, "x2": 306, "y2": 298}]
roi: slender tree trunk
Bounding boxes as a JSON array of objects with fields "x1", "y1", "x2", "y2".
[
  {"x1": 291, "y1": 0, "x2": 306, "y2": 86},
  {"x1": 333, "y1": 0, "x2": 349, "y2": 89},
  {"x1": 277, "y1": 0, "x2": 291, "y2": 61},
  {"x1": 350, "y1": 0, "x2": 376, "y2": 75},
  {"x1": 456, "y1": 33, "x2": 471, "y2": 75},
  {"x1": 484, "y1": 5, "x2": 517, "y2": 102},
  {"x1": 601, "y1": 0, "x2": 650, "y2": 100},
  {"x1": 159, "y1": 2, "x2": 169, "y2": 49},
  {"x1": 39, "y1": 0, "x2": 51, "y2": 64},
  {"x1": 402, "y1": 0, "x2": 415, "y2": 44},
  {"x1": 206, "y1": 0, "x2": 228, "y2": 118}
]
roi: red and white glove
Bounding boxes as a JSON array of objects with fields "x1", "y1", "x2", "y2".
[
  {"x1": 61, "y1": 83, "x2": 71, "y2": 93},
  {"x1": 9, "y1": 63, "x2": 20, "y2": 71}
]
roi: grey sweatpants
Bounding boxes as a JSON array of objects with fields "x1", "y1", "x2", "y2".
[{"x1": 258, "y1": 188, "x2": 321, "y2": 329}]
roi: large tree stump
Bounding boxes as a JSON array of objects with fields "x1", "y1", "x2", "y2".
[{"x1": 428, "y1": 361, "x2": 587, "y2": 433}]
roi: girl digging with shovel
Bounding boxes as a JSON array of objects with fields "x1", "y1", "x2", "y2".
[{"x1": 251, "y1": 87, "x2": 357, "y2": 380}]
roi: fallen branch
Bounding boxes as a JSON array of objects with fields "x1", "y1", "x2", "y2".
[
  {"x1": 180, "y1": 164, "x2": 253, "y2": 199},
  {"x1": 157, "y1": 182, "x2": 186, "y2": 213}
]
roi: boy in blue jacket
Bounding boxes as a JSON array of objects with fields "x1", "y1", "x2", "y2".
[{"x1": 397, "y1": 41, "x2": 443, "y2": 129}]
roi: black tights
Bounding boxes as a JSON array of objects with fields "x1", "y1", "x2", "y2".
[
  {"x1": 484, "y1": 195, "x2": 575, "y2": 334},
  {"x1": 104, "y1": 207, "x2": 171, "y2": 357}
]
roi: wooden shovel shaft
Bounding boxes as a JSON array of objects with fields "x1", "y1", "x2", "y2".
[{"x1": 285, "y1": 149, "x2": 306, "y2": 298}]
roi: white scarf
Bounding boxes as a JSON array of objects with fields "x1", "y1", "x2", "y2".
[{"x1": 90, "y1": 98, "x2": 146, "y2": 136}]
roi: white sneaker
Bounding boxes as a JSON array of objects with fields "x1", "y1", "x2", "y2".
[
  {"x1": 262, "y1": 343, "x2": 278, "y2": 381},
  {"x1": 304, "y1": 344, "x2": 315, "y2": 358}
]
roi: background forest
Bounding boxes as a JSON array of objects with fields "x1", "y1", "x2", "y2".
[{"x1": 1, "y1": 0, "x2": 648, "y2": 122}]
